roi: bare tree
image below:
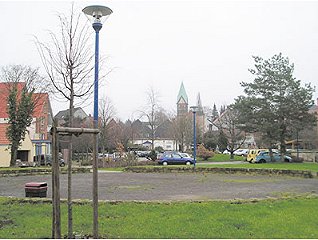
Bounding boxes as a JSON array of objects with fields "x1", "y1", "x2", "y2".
[
  {"x1": 34, "y1": 4, "x2": 96, "y2": 238},
  {"x1": 171, "y1": 114, "x2": 192, "y2": 152},
  {"x1": 99, "y1": 97, "x2": 116, "y2": 153},
  {"x1": 138, "y1": 87, "x2": 163, "y2": 150},
  {"x1": 213, "y1": 107, "x2": 246, "y2": 160}
]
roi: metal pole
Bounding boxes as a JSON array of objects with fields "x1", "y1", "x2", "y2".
[
  {"x1": 193, "y1": 111, "x2": 197, "y2": 168},
  {"x1": 92, "y1": 21, "x2": 102, "y2": 239}
]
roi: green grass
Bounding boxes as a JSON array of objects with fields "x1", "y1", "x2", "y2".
[
  {"x1": 198, "y1": 162, "x2": 318, "y2": 172},
  {"x1": 99, "y1": 167, "x2": 125, "y2": 172},
  {"x1": 197, "y1": 153, "x2": 245, "y2": 162},
  {"x1": 1, "y1": 196, "x2": 318, "y2": 238}
]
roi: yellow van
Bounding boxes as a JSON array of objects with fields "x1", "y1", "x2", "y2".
[{"x1": 246, "y1": 149, "x2": 267, "y2": 163}]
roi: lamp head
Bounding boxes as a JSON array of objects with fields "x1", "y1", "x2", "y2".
[
  {"x1": 82, "y1": 5, "x2": 113, "y2": 24},
  {"x1": 190, "y1": 106, "x2": 199, "y2": 113}
]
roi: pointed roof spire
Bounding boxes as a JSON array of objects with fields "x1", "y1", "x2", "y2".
[
  {"x1": 177, "y1": 82, "x2": 188, "y2": 104},
  {"x1": 196, "y1": 92, "x2": 204, "y2": 115},
  {"x1": 197, "y1": 92, "x2": 202, "y2": 109}
]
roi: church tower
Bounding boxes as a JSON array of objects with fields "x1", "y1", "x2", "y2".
[
  {"x1": 177, "y1": 82, "x2": 188, "y2": 117},
  {"x1": 196, "y1": 92, "x2": 204, "y2": 116}
]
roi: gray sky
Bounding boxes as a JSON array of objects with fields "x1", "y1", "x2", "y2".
[{"x1": 0, "y1": 0, "x2": 317, "y2": 120}]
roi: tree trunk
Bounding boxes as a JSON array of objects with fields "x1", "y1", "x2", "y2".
[
  {"x1": 269, "y1": 148, "x2": 275, "y2": 162},
  {"x1": 10, "y1": 145, "x2": 18, "y2": 166},
  {"x1": 67, "y1": 91, "x2": 74, "y2": 238}
]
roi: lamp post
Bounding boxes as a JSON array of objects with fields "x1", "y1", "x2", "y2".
[
  {"x1": 190, "y1": 106, "x2": 198, "y2": 168},
  {"x1": 82, "y1": 5, "x2": 112, "y2": 239}
]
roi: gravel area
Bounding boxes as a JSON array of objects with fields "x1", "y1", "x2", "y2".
[{"x1": 1, "y1": 171, "x2": 318, "y2": 201}]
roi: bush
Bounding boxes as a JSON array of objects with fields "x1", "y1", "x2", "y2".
[
  {"x1": 147, "y1": 150, "x2": 157, "y2": 161},
  {"x1": 155, "y1": 146, "x2": 164, "y2": 153},
  {"x1": 197, "y1": 144, "x2": 214, "y2": 160}
]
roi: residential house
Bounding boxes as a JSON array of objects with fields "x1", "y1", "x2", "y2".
[
  {"x1": 54, "y1": 107, "x2": 90, "y2": 127},
  {"x1": 211, "y1": 108, "x2": 256, "y2": 149},
  {"x1": 0, "y1": 124, "x2": 34, "y2": 167},
  {"x1": 0, "y1": 82, "x2": 52, "y2": 166},
  {"x1": 130, "y1": 119, "x2": 177, "y2": 151}
]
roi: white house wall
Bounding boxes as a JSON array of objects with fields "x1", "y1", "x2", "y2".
[{"x1": 132, "y1": 139, "x2": 177, "y2": 151}]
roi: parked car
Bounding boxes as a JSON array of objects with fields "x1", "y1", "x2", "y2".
[
  {"x1": 136, "y1": 151, "x2": 151, "y2": 157},
  {"x1": 158, "y1": 152, "x2": 195, "y2": 166},
  {"x1": 46, "y1": 157, "x2": 66, "y2": 167},
  {"x1": 246, "y1": 149, "x2": 267, "y2": 162},
  {"x1": 180, "y1": 152, "x2": 192, "y2": 158},
  {"x1": 15, "y1": 159, "x2": 31, "y2": 168},
  {"x1": 222, "y1": 150, "x2": 231, "y2": 155},
  {"x1": 233, "y1": 149, "x2": 249, "y2": 157},
  {"x1": 254, "y1": 151, "x2": 292, "y2": 163},
  {"x1": 34, "y1": 155, "x2": 65, "y2": 167}
]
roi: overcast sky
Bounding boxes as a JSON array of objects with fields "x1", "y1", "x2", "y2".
[{"x1": 0, "y1": 0, "x2": 317, "y2": 120}]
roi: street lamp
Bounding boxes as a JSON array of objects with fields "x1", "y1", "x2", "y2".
[
  {"x1": 190, "y1": 106, "x2": 198, "y2": 168},
  {"x1": 82, "y1": 5, "x2": 112, "y2": 239}
]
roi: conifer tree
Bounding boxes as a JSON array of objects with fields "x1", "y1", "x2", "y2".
[{"x1": 233, "y1": 53, "x2": 316, "y2": 159}]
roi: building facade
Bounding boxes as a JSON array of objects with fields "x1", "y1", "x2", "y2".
[{"x1": 0, "y1": 82, "x2": 52, "y2": 167}]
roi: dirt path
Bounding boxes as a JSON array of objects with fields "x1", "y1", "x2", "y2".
[{"x1": 1, "y1": 172, "x2": 318, "y2": 201}]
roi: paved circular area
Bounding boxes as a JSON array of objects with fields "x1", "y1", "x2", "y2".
[{"x1": 1, "y1": 172, "x2": 318, "y2": 201}]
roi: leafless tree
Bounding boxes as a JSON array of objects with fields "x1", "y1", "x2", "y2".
[
  {"x1": 171, "y1": 113, "x2": 192, "y2": 152},
  {"x1": 138, "y1": 87, "x2": 164, "y2": 150},
  {"x1": 213, "y1": 108, "x2": 246, "y2": 160},
  {"x1": 34, "y1": 4, "x2": 98, "y2": 238},
  {"x1": 99, "y1": 97, "x2": 116, "y2": 153}
]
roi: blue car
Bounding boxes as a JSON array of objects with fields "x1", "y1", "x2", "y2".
[
  {"x1": 158, "y1": 152, "x2": 194, "y2": 166},
  {"x1": 254, "y1": 151, "x2": 292, "y2": 163}
]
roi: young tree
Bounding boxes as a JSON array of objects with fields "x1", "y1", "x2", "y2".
[
  {"x1": 35, "y1": 4, "x2": 99, "y2": 237},
  {"x1": 1, "y1": 65, "x2": 45, "y2": 166},
  {"x1": 233, "y1": 53, "x2": 316, "y2": 160}
]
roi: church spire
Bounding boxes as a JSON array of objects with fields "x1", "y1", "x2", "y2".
[
  {"x1": 177, "y1": 82, "x2": 188, "y2": 104},
  {"x1": 196, "y1": 92, "x2": 204, "y2": 115},
  {"x1": 177, "y1": 82, "x2": 188, "y2": 117}
]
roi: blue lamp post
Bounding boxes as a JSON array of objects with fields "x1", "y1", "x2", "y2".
[
  {"x1": 82, "y1": 5, "x2": 112, "y2": 128},
  {"x1": 82, "y1": 5, "x2": 112, "y2": 239},
  {"x1": 190, "y1": 106, "x2": 198, "y2": 168}
]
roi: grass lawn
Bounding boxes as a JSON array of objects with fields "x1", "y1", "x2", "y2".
[
  {"x1": 197, "y1": 153, "x2": 245, "y2": 162},
  {"x1": 99, "y1": 167, "x2": 125, "y2": 172},
  {"x1": 0, "y1": 196, "x2": 318, "y2": 238},
  {"x1": 198, "y1": 162, "x2": 318, "y2": 172}
]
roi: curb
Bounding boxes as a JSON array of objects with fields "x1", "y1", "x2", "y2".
[{"x1": 124, "y1": 166, "x2": 317, "y2": 178}]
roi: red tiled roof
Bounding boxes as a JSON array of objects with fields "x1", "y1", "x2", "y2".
[
  {"x1": 0, "y1": 123, "x2": 10, "y2": 145},
  {"x1": 0, "y1": 82, "x2": 26, "y2": 118},
  {"x1": 33, "y1": 93, "x2": 49, "y2": 118},
  {"x1": 0, "y1": 82, "x2": 49, "y2": 119}
]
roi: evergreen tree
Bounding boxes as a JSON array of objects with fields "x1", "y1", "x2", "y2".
[
  {"x1": 211, "y1": 103, "x2": 219, "y2": 121},
  {"x1": 233, "y1": 53, "x2": 316, "y2": 158},
  {"x1": 2, "y1": 65, "x2": 39, "y2": 166}
]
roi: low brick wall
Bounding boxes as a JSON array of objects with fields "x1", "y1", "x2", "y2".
[
  {"x1": 0, "y1": 167, "x2": 91, "y2": 177},
  {"x1": 125, "y1": 166, "x2": 317, "y2": 178}
]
